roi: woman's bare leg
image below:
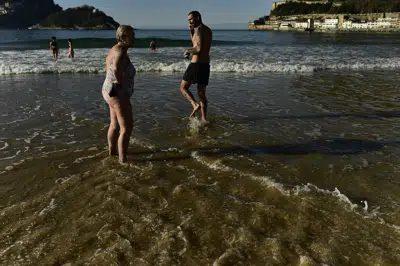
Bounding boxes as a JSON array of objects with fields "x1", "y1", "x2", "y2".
[
  {"x1": 107, "y1": 105, "x2": 119, "y2": 156},
  {"x1": 112, "y1": 98, "x2": 133, "y2": 163}
]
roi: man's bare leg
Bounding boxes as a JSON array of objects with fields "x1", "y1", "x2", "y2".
[
  {"x1": 107, "y1": 105, "x2": 119, "y2": 156},
  {"x1": 180, "y1": 80, "x2": 200, "y2": 118},
  {"x1": 197, "y1": 85, "x2": 208, "y2": 121}
]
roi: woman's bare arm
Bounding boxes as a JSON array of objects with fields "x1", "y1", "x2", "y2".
[{"x1": 111, "y1": 47, "x2": 125, "y2": 84}]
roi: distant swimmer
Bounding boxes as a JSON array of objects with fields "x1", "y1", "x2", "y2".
[
  {"x1": 49, "y1": 37, "x2": 59, "y2": 60},
  {"x1": 68, "y1": 38, "x2": 74, "y2": 58},
  {"x1": 180, "y1": 11, "x2": 212, "y2": 121},
  {"x1": 149, "y1": 40, "x2": 157, "y2": 51}
]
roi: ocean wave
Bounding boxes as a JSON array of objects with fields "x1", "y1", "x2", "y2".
[{"x1": 0, "y1": 59, "x2": 399, "y2": 75}]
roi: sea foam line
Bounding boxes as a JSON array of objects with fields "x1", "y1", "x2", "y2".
[
  {"x1": 191, "y1": 150, "x2": 374, "y2": 214},
  {"x1": 0, "y1": 58, "x2": 399, "y2": 75}
]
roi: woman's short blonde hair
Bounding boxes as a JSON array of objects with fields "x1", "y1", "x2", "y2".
[{"x1": 116, "y1": 25, "x2": 134, "y2": 42}]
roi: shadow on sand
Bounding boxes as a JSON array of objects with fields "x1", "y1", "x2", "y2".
[{"x1": 243, "y1": 110, "x2": 400, "y2": 121}]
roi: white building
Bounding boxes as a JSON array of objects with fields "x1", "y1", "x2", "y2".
[
  {"x1": 313, "y1": 21, "x2": 322, "y2": 28},
  {"x1": 377, "y1": 21, "x2": 391, "y2": 27},
  {"x1": 322, "y1": 18, "x2": 338, "y2": 28},
  {"x1": 367, "y1": 21, "x2": 378, "y2": 28},
  {"x1": 352, "y1": 23, "x2": 368, "y2": 29},
  {"x1": 325, "y1": 19, "x2": 339, "y2": 24},
  {"x1": 391, "y1": 22, "x2": 400, "y2": 28},
  {"x1": 294, "y1": 22, "x2": 308, "y2": 29},
  {"x1": 342, "y1": 21, "x2": 352, "y2": 29},
  {"x1": 377, "y1": 17, "x2": 397, "y2": 22}
]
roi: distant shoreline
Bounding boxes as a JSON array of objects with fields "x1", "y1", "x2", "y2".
[
  {"x1": 248, "y1": 27, "x2": 400, "y2": 33},
  {"x1": 28, "y1": 26, "x2": 119, "y2": 30}
]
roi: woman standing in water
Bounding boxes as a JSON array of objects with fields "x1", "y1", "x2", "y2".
[
  {"x1": 68, "y1": 39, "x2": 74, "y2": 58},
  {"x1": 102, "y1": 25, "x2": 136, "y2": 164},
  {"x1": 49, "y1": 37, "x2": 58, "y2": 60}
]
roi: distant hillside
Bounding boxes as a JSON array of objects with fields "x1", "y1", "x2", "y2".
[
  {"x1": 34, "y1": 5, "x2": 120, "y2": 30},
  {"x1": 271, "y1": 0, "x2": 400, "y2": 16},
  {"x1": 0, "y1": 0, "x2": 62, "y2": 28}
]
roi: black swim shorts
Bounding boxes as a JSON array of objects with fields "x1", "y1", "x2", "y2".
[{"x1": 182, "y1": 63, "x2": 210, "y2": 86}]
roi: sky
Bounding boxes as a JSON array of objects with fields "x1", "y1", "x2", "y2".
[{"x1": 54, "y1": 0, "x2": 274, "y2": 29}]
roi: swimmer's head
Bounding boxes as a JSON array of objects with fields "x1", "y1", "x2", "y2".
[{"x1": 116, "y1": 25, "x2": 135, "y2": 48}]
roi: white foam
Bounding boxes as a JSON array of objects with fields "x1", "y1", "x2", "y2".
[
  {"x1": 58, "y1": 163, "x2": 68, "y2": 169},
  {"x1": 74, "y1": 151, "x2": 106, "y2": 163},
  {"x1": 12, "y1": 159, "x2": 26, "y2": 166},
  {"x1": 161, "y1": 147, "x2": 182, "y2": 152},
  {"x1": 190, "y1": 151, "x2": 286, "y2": 194},
  {"x1": 38, "y1": 198, "x2": 56, "y2": 216},
  {"x1": 0, "y1": 117, "x2": 31, "y2": 126},
  {"x1": 0, "y1": 141, "x2": 8, "y2": 151},
  {"x1": 187, "y1": 118, "x2": 207, "y2": 135},
  {"x1": 0, "y1": 48, "x2": 399, "y2": 74},
  {"x1": 362, "y1": 200, "x2": 368, "y2": 211},
  {"x1": 70, "y1": 112, "x2": 77, "y2": 121},
  {"x1": 41, "y1": 149, "x2": 67, "y2": 155},
  {"x1": 294, "y1": 183, "x2": 358, "y2": 210},
  {"x1": 0, "y1": 241, "x2": 23, "y2": 257},
  {"x1": 129, "y1": 137, "x2": 155, "y2": 150},
  {"x1": 56, "y1": 174, "x2": 76, "y2": 184},
  {"x1": 24, "y1": 131, "x2": 40, "y2": 144},
  {"x1": 0, "y1": 155, "x2": 17, "y2": 161},
  {"x1": 304, "y1": 128, "x2": 322, "y2": 138}
]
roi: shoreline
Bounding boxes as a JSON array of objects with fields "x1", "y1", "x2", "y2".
[
  {"x1": 28, "y1": 27, "x2": 118, "y2": 30},
  {"x1": 248, "y1": 25, "x2": 400, "y2": 33}
]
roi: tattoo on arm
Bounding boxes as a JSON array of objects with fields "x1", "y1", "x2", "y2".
[{"x1": 187, "y1": 27, "x2": 202, "y2": 54}]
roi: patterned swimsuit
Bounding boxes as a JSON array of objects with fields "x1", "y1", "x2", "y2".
[{"x1": 102, "y1": 49, "x2": 136, "y2": 103}]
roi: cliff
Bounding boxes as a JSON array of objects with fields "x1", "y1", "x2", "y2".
[
  {"x1": 0, "y1": 0, "x2": 62, "y2": 28},
  {"x1": 33, "y1": 5, "x2": 120, "y2": 30}
]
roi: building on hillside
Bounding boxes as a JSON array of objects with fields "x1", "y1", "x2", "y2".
[
  {"x1": 294, "y1": 22, "x2": 308, "y2": 28},
  {"x1": 321, "y1": 18, "x2": 338, "y2": 28},
  {"x1": 352, "y1": 23, "x2": 368, "y2": 29},
  {"x1": 342, "y1": 21, "x2": 352, "y2": 28},
  {"x1": 378, "y1": 17, "x2": 397, "y2": 22}
]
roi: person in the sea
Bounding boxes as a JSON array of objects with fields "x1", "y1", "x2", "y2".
[
  {"x1": 49, "y1": 37, "x2": 59, "y2": 60},
  {"x1": 102, "y1": 25, "x2": 136, "y2": 164},
  {"x1": 180, "y1": 11, "x2": 212, "y2": 121},
  {"x1": 68, "y1": 38, "x2": 74, "y2": 59},
  {"x1": 149, "y1": 40, "x2": 157, "y2": 51}
]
